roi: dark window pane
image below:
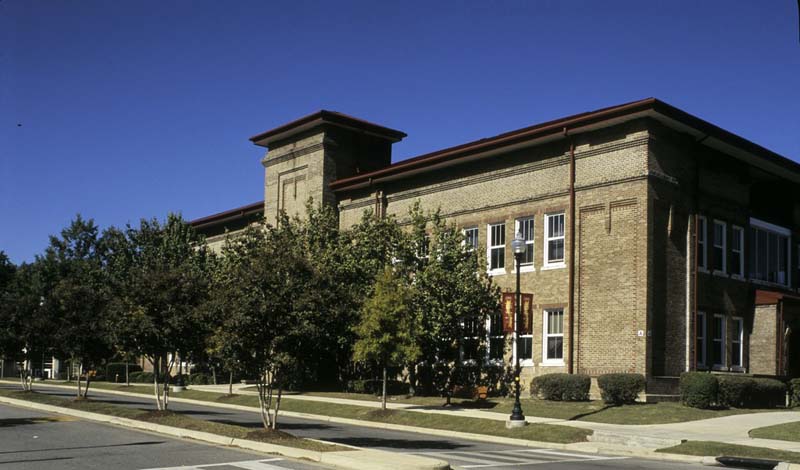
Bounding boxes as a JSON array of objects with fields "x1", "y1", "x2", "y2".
[
  {"x1": 547, "y1": 337, "x2": 563, "y2": 360},
  {"x1": 490, "y1": 337, "x2": 504, "y2": 360},
  {"x1": 549, "y1": 239, "x2": 564, "y2": 262}
]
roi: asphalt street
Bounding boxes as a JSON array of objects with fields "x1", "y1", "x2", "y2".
[
  {"x1": 0, "y1": 401, "x2": 329, "y2": 470},
  {"x1": 1, "y1": 384, "x2": 715, "y2": 470}
]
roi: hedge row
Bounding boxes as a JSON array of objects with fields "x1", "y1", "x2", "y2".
[
  {"x1": 530, "y1": 373, "x2": 590, "y2": 401},
  {"x1": 680, "y1": 372, "x2": 787, "y2": 409},
  {"x1": 346, "y1": 379, "x2": 409, "y2": 396},
  {"x1": 529, "y1": 373, "x2": 645, "y2": 404},
  {"x1": 789, "y1": 378, "x2": 800, "y2": 408}
]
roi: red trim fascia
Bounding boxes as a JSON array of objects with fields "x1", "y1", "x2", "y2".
[
  {"x1": 190, "y1": 201, "x2": 264, "y2": 228},
  {"x1": 249, "y1": 110, "x2": 406, "y2": 144}
]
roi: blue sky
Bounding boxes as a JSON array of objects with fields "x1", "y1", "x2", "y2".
[{"x1": 2, "y1": 1, "x2": 799, "y2": 263}]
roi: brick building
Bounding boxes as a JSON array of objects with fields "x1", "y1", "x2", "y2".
[{"x1": 193, "y1": 98, "x2": 800, "y2": 397}]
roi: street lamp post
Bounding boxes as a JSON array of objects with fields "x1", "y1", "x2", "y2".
[{"x1": 508, "y1": 232, "x2": 527, "y2": 428}]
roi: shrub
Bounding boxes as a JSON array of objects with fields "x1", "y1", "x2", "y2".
[
  {"x1": 482, "y1": 364, "x2": 515, "y2": 397},
  {"x1": 790, "y1": 379, "x2": 800, "y2": 408},
  {"x1": 105, "y1": 363, "x2": 143, "y2": 382},
  {"x1": 717, "y1": 375, "x2": 752, "y2": 408},
  {"x1": 680, "y1": 372, "x2": 718, "y2": 409},
  {"x1": 531, "y1": 373, "x2": 590, "y2": 401},
  {"x1": 750, "y1": 378, "x2": 786, "y2": 408},
  {"x1": 189, "y1": 372, "x2": 212, "y2": 385},
  {"x1": 129, "y1": 371, "x2": 155, "y2": 383},
  {"x1": 598, "y1": 373, "x2": 646, "y2": 405},
  {"x1": 346, "y1": 379, "x2": 409, "y2": 396}
]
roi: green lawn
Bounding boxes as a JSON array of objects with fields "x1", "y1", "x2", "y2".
[
  {"x1": 658, "y1": 441, "x2": 800, "y2": 464},
  {"x1": 0, "y1": 388, "x2": 341, "y2": 452},
  {"x1": 299, "y1": 390, "x2": 782, "y2": 425},
  {"x1": 750, "y1": 421, "x2": 800, "y2": 442}
]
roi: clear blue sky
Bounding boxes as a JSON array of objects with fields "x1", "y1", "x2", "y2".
[{"x1": 2, "y1": 1, "x2": 799, "y2": 264}]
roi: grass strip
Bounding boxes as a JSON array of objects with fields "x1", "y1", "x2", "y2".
[
  {"x1": 0, "y1": 388, "x2": 342, "y2": 452},
  {"x1": 14, "y1": 381, "x2": 590, "y2": 443},
  {"x1": 657, "y1": 441, "x2": 800, "y2": 464},
  {"x1": 749, "y1": 421, "x2": 800, "y2": 442}
]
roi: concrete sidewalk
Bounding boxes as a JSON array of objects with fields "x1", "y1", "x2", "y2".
[{"x1": 191, "y1": 384, "x2": 800, "y2": 453}]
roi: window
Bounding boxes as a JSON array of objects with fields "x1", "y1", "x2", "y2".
[
  {"x1": 461, "y1": 317, "x2": 481, "y2": 363},
  {"x1": 515, "y1": 217, "x2": 534, "y2": 266},
  {"x1": 464, "y1": 227, "x2": 479, "y2": 251},
  {"x1": 731, "y1": 226, "x2": 744, "y2": 277},
  {"x1": 543, "y1": 309, "x2": 564, "y2": 363},
  {"x1": 712, "y1": 314, "x2": 726, "y2": 369},
  {"x1": 697, "y1": 216, "x2": 707, "y2": 270},
  {"x1": 487, "y1": 223, "x2": 506, "y2": 274},
  {"x1": 517, "y1": 330, "x2": 533, "y2": 364},
  {"x1": 696, "y1": 311, "x2": 707, "y2": 367},
  {"x1": 749, "y1": 218, "x2": 790, "y2": 285},
  {"x1": 713, "y1": 220, "x2": 726, "y2": 273},
  {"x1": 417, "y1": 234, "x2": 430, "y2": 259},
  {"x1": 487, "y1": 311, "x2": 504, "y2": 361},
  {"x1": 732, "y1": 317, "x2": 744, "y2": 370},
  {"x1": 544, "y1": 213, "x2": 565, "y2": 266}
]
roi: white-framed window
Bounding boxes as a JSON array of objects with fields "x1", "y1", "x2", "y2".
[
  {"x1": 712, "y1": 314, "x2": 726, "y2": 370},
  {"x1": 463, "y1": 227, "x2": 479, "y2": 251},
  {"x1": 732, "y1": 316, "x2": 744, "y2": 370},
  {"x1": 487, "y1": 311, "x2": 504, "y2": 362},
  {"x1": 696, "y1": 311, "x2": 707, "y2": 368},
  {"x1": 515, "y1": 217, "x2": 535, "y2": 267},
  {"x1": 542, "y1": 309, "x2": 564, "y2": 364},
  {"x1": 487, "y1": 223, "x2": 506, "y2": 274},
  {"x1": 516, "y1": 330, "x2": 533, "y2": 365},
  {"x1": 731, "y1": 226, "x2": 744, "y2": 278},
  {"x1": 713, "y1": 220, "x2": 726, "y2": 273},
  {"x1": 697, "y1": 216, "x2": 707, "y2": 270},
  {"x1": 544, "y1": 212, "x2": 565, "y2": 267},
  {"x1": 749, "y1": 218, "x2": 791, "y2": 286}
]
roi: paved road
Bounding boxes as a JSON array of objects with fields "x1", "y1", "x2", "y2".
[
  {"x1": 0, "y1": 401, "x2": 328, "y2": 470},
  {"x1": 1, "y1": 384, "x2": 712, "y2": 470}
]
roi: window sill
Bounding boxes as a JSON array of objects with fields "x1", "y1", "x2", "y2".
[
  {"x1": 541, "y1": 263, "x2": 566, "y2": 271},
  {"x1": 731, "y1": 366, "x2": 746, "y2": 373},
  {"x1": 521, "y1": 360, "x2": 535, "y2": 367},
  {"x1": 730, "y1": 274, "x2": 745, "y2": 282},
  {"x1": 539, "y1": 361, "x2": 565, "y2": 367},
  {"x1": 712, "y1": 270, "x2": 728, "y2": 278},
  {"x1": 487, "y1": 269, "x2": 506, "y2": 277},
  {"x1": 698, "y1": 267, "x2": 709, "y2": 274},
  {"x1": 749, "y1": 278, "x2": 790, "y2": 289},
  {"x1": 712, "y1": 365, "x2": 728, "y2": 371}
]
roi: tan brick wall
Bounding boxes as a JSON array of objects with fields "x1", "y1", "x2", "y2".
[{"x1": 750, "y1": 304, "x2": 778, "y2": 375}]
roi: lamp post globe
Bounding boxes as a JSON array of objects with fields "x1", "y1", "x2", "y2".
[{"x1": 508, "y1": 232, "x2": 527, "y2": 428}]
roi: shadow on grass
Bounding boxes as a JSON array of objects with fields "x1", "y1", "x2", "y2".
[
  {"x1": 321, "y1": 436, "x2": 469, "y2": 450},
  {"x1": 566, "y1": 403, "x2": 617, "y2": 421}
]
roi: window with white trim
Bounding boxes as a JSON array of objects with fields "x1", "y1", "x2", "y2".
[
  {"x1": 732, "y1": 317, "x2": 744, "y2": 369},
  {"x1": 697, "y1": 216, "x2": 707, "y2": 270},
  {"x1": 731, "y1": 226, "x2": 744, "y2": 277},
  {"x1": 544, "y1": 213, "x2": 565, "y2": 266},
  {"x1": 713, "y1": 220, "x2": 726, "y2": 273},
  {"x1": 515, "y1": 217, "x2": 534, "y2": 266},
  {"x1": 712, "y1": 314, "x2": 726, "y2": 369},
  {"x1": 696, "y1": 311, "x2": 707, "y2": 367},
  {"x1": 749, "y1": 218, "x2": 790, "y2": 286},
  {"x1": 543, "y1": 309, "x2": 564, "y2": 363},
  {"x1": 516, "y1": 330, "x2": 533, "y2": 364},
  {"x1": 464, "y1": 227, "x2": 479, "y2": 251},
  {"x1": 487, "y1": 223, "x2": 505, "y2": 274}
]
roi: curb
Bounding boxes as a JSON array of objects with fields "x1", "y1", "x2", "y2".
[{"x1": 0, "y1": 394, "x2": 449, "y2": 470}]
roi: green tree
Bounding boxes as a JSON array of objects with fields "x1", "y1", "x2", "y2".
[
  {"x1": 0, "y1": 260, "x2": 51, "y2": 391},
  {"x1": 105, "y1": 214, "x2": 212, "y2": 410},
  {"x1": 405, "y1": 203, "x2": 500, "y2": 405},
  {"x1": 209, "y1": 216, "x2": 314, "y2": 430},
  {"x1": 353, "y1": 267, "x2": 420, "y2": 410},
  {"x1": 44, "y1": 215, "x2": 112, "y2": 398}
]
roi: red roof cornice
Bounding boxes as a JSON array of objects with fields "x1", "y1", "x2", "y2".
[{"x1": 190, "y1": 201, "x2": 264, "y2": 229}]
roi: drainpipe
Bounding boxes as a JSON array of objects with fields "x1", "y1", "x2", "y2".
[
  {"x1": 779, "y1": 301, "x2": 785, "y2": 376},
  {"x1": 565, "y1": 129, "x2": 576, "y2": 374}
]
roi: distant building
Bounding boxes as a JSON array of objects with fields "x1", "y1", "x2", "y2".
[{"x1": 192, "y1": 98, "x2": 800, "y2": 397}]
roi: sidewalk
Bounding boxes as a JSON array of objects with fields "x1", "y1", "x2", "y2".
[{"x1": 191, "y1": 384, "x2": 800, "y2": 453}]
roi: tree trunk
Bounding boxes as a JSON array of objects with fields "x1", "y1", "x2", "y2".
[
  {"x1": 408, "y1": 362, "x2": 416, "y2": 397},
  {"x1": 272, "y1": 385, "x2": 282, "y2": 430},
  {"x1": 162, "y1": 354, "x2": 172, "y2": 410},
  {"x1": 153, "y1": 357, "x2": 163, "y2": 411},
  {"x1": 76, "y1": 362, "x2": 83, "y2": 398},
  {"x1": 256, "y1": 372, "x2": 272, "y2": 429},
  {"x1": 83, "y1": 372, "x2": 92, "y2": 399},
  {"x1": 19, "y1": 369, "x2": 27, "y2": 392},
  {"x1": 211, "y1": 366, "x2": 217, "y2": 386},
  {"x1": 228, "y1": 371, "x2": 233, "y2": 395},
  {"x1": 125, "y1": 357, "x2": 130, "y2": 386},
  {"x1": 382, "y1": 365, "x2": 388, "y2": 411}
]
